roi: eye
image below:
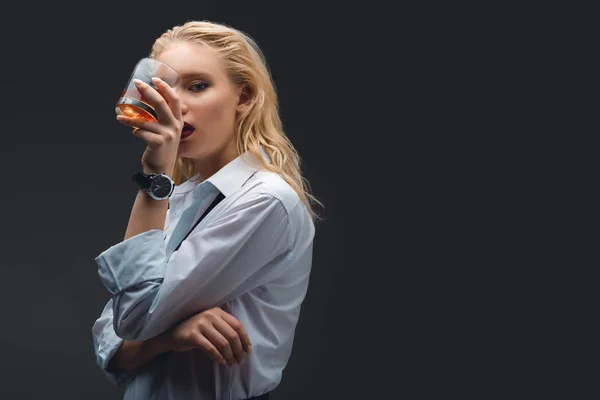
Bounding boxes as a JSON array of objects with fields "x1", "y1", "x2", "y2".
[{"x1": 189, "y1": 82, "x2": 209, "y2": 92}]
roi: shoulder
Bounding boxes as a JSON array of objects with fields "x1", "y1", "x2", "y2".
[
  {"x1": 222, "y1": 171, "x2": 314, "y2": 250},
  {"x1": 242, "y1": 171, "x2": 300, "y2": 215}
]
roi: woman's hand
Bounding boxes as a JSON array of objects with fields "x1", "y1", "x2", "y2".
[
  {"x1": 161, "y1": 306, "x2": 252, "y2": 366},
  {"x1": 116, "y1": 77, "x2": 183, "y2": 176}
]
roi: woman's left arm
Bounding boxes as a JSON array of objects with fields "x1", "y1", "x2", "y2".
[{"x1": 95, "y1": 191, "x2": 293, "y2": 342}]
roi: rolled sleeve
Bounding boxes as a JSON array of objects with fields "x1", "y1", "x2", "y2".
[
  {"x1": 92, "y1": 299, "x2": 132, "y2": 388},
  {"x1": 95, "y1": 229, "x2": 167, "y2": 295},
  {"x1": 95, "y1": 229, "x2": 167, "y2": 339}
]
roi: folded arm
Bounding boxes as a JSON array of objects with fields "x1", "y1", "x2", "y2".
[{"x1": 95, "y1": 192, "x2": 291, "y2": 342}]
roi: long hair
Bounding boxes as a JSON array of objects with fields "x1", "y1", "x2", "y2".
[{"x1": 150, "y1": 20, "x2": 323, "y2": 223}]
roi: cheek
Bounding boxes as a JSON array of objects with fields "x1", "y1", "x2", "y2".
[{"x1": 198, "y1": 92, "x2": 235, "y2": 120}]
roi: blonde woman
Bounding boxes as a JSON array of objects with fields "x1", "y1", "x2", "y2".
[{"x1": 92, "y1": 20, "x2": 322, "y2": 400}]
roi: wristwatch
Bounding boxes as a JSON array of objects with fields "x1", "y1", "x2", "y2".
[{"x1": 132, "y1": 172, "x2": 175, "y2": 200}]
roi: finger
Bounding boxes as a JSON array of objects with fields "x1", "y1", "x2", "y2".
[
  {"x1": 213, "y1": 317, "x2": 245, "y2": 364},
  {"x1": 201, "y1": 326, "x2": 236, "y2": 366},
  {"x1": 116, "y1": 115, "x2": 165, "y2": 136},
  {"x1": 131, "y1": 128, "x2": 168, "y2": 147},
  {"x1": 220, "y1": 312, "x2": 252, "y2": 355},
  {"x1": 151, "y1": 77, "x2": 182, "y2": 121},
  {"x1": 117, "y1": 116, "x2": 165, "y2": 146},
  {"x1": 194, "y1": 334, "x2": 226, "y2": 365},
  {"x1": 132, "y1": 78, "x2": 176, "y2": 125}
]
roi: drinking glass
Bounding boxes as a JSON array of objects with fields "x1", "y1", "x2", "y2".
[{"x1": 116, "y1": 58, "x2": 181, "y2": 122}]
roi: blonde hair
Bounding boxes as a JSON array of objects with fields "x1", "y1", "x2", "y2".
[{"x1": 150, "y1": 20, "x2": 324, "y2": 223}]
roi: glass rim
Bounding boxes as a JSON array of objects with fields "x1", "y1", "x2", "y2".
[
  {"x1": 137, "y1": 57, "x2": 178, "y2": 69},
  {"x1": 131, "y1": 57, "x2": 181, "y2": 86}
]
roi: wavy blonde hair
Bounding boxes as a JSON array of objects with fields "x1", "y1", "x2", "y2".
[{"x1": 149, "y1": 20, "x2": 323, "y2": 223}]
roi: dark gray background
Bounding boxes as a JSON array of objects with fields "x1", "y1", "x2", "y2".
[
  {"x1": 0, "y1": 1, "x2": 414, "y2": 399},
  {"x1": 1, "y1": 1, "x2": 554, "y2": 399}
]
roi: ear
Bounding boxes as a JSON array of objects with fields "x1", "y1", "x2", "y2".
[{"x1": 236, "y1": 84, "x2": 251, "y2": 113}]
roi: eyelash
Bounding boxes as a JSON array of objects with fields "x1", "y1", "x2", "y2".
[{"x1": 189, "y1": 82, "x2": 209, "y2": 92}]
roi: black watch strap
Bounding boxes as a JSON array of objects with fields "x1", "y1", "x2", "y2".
[
  {"x1": 132, "y1": 171, "x2": 175, "y2": 201},
  {"x1": 132, "y1": 171, "x2": 152, "y2": 189}
]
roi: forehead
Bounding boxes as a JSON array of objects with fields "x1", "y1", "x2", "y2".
[{"x1": 156, "y1": 41, "x2": 224, "y2": 78}]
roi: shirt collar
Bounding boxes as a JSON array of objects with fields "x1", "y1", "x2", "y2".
[{"x1": 172, "y1": 146, "x2": 271, "y2": 197}]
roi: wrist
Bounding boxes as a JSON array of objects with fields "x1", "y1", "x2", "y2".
[
  {"x1": 147, "y1": 332, "x2": 172, "y2": 355},
  {"x1": 142, "y1": 164, "x2": 175, "y2": 177},
  {"x1": 132, "y1": 171, "x2": 175, "y2": 202}
]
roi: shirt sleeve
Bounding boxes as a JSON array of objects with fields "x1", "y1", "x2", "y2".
[
  {"x1": 91, "y1": 298, "x2": 133, "y2": 387},
  {"x1": 95, "y1": 192, "x2": 292, "y2": 342}
]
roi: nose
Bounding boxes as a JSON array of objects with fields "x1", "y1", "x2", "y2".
[
  {"x1": 180, "y1": 100, "x2": 189, "y2": 115},
  {"x1": 176, "y1": 87, "x2": 189, "y2": 115}
]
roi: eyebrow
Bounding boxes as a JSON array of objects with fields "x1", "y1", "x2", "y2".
[{"x1": 178, "y1": 72, "x2": 213, "y2": 80}]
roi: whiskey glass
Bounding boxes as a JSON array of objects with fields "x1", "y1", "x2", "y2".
[{"x1": 116, "y1": 58, "x2": 181, "y2": 122}]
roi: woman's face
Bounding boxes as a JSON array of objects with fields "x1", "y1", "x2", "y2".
[{"x1": 157, "y1": 41, "x2": 244, "y2": 165}]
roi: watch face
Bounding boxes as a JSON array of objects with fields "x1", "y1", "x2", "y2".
[{"x1": 150, "y1": 175, "x2": 173, "y2": 198}]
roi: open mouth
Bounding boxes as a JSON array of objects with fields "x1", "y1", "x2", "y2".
[{"x1": 181, "y1": 122, "x2": 195, "y2": 139}]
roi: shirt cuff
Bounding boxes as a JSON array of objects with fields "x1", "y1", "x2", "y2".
[
  {"x1": 95, "y1": 229, "x2": 167, "y2": 295},
  {"x1": 95, "y1": 328, "x2": 132, "y2": 387}
]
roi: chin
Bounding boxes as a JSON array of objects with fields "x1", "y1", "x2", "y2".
[
  {"x1": 178, "y1": 147, "x2": 210, "y2": 162},
  {"x1": 177, "y1": 142, "x2": 198, "y2": 159}
]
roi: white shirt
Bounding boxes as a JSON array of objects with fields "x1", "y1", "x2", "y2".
[{"x1": 92, "y1": 148, "x2": 315, "y2": 399}]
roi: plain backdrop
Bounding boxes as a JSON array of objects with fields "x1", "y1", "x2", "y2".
[
  {"x1": 0, "y1": 1, "x2": 407, "y2": 399},
  {"x1": 2, "y1": 1, "x2": 569, "y2": 399}
]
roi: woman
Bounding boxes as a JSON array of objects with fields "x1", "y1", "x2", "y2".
[{"x1": 92, "y1": 20, "x2": 322, "y2": 400}]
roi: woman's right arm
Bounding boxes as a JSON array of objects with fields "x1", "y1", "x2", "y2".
[
  {"x1": 94, "y1": 302, "x2": 252, "y2": 380},
  {"x1": 109, "y1": 336, "x2": 169, "y2": 374}
]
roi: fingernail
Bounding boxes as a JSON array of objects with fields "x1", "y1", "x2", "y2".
[
  {"x1": 133, "y1": 78, "x2": 143, "y2": 85},
  {"x1": 151, "y1": 77, "x2": 162, "y2": 84}
]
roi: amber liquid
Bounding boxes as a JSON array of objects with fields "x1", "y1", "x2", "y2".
[{"x1": 116, "y1": 88, "x2": 158, "y2": 122}]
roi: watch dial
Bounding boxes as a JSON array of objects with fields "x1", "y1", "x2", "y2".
[{"x1": 150, "y1": 176, "x2": 172, "y2": 198}]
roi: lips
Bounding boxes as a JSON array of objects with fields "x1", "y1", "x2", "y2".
[{"x1": 181, "y1": 122, "x2": 195, "y2": 139}]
